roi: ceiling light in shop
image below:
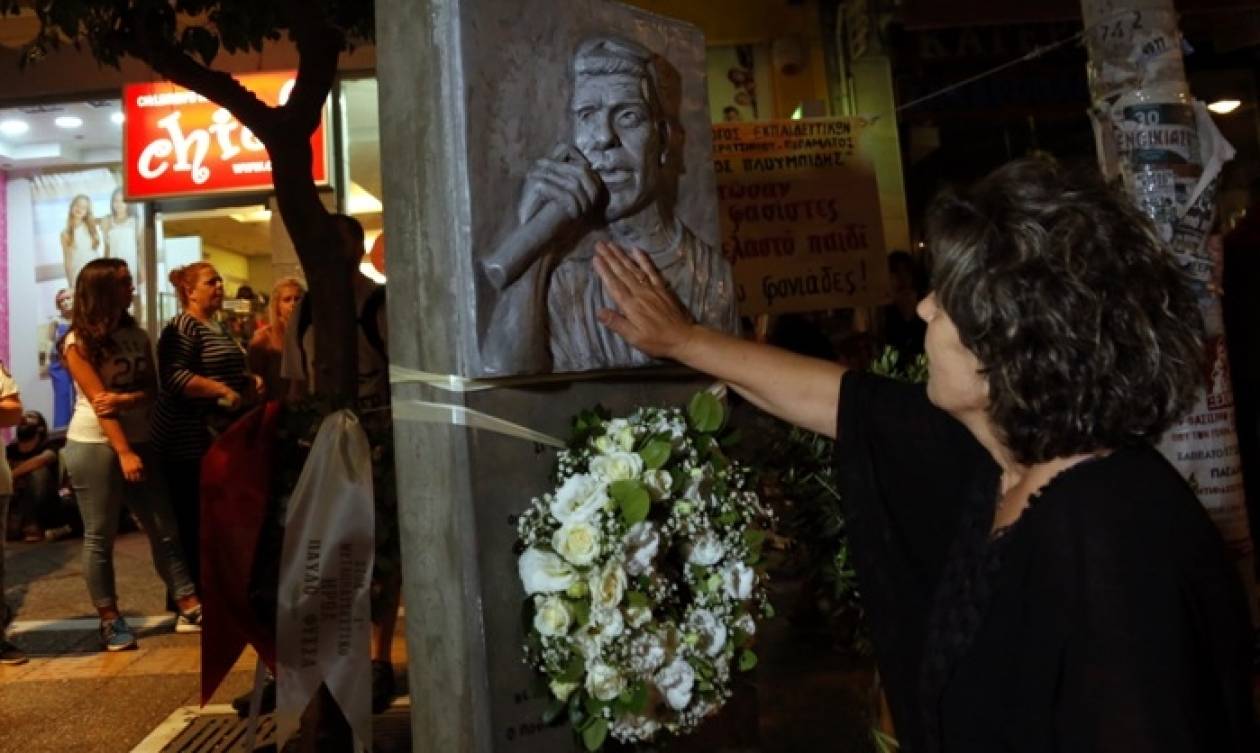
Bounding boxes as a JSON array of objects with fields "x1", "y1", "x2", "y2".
[
  {"x1": 0, "y1": 119, "x2": 29, "y2": 136},
  {"x1": 1207, "y1": 100, "x2": 1241, "y2": 114},
  {"x1": 228, "y1": 207, "x2": 273, "y2": 224},
  {"x1": 111, "y1": 112, "x2": 125, "y2": 125},
  {"x1": 54, "y1": 115, "x2": 83, "y2": 129}
]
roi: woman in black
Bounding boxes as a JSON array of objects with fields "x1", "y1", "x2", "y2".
[
  {"x1": 590, "y1": 158, "x2": 1256, "y2": 752},
  {"x1": 153, "y1": 262, "x2": 259, "y2": 590}
]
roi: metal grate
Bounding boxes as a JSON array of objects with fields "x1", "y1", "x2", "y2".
[
  {"x1": 160, "y1": 714, "x2": 277, "y2": 752},
  {"x1": 141, "y1": 707, "x2": 413, "y2": 753}
]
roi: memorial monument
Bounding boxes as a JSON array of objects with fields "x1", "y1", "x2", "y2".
[{"x1": 377, "y1": 1, "x2": 748, "y2": 750}]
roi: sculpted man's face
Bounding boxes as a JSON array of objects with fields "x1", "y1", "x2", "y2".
[{"x1": 572, "y1": 71, "x2": 664, "y2": 223}]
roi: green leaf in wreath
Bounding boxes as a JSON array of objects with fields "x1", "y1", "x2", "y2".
[
  {"x1": 610, "y1": 479, "x2": 650, "y2": 525},
  {"x1": 626, "y1": 591, "x2": 650, "y2": 610},
  {"x1": 738, "y1": 649, "x2": 758, "y2": 671},
  {"x1": 558, "y1": 653, "x2": 585, "y2": 683},
  {"x1": 638, "y1": 438, "x2": 672, "y2": 470},
  {"x1": 687, "y1": 392, "x2": 725, "y2": 433},
  {"x1": 567, "y1": 599, "x2": 591, "y2": 629},
  {"x1": 584, "y1": 692, "x2": 607, "y2": 718},
  {"x1": 719, "y1": 428, "x2": 744, "y2": 448},
  {"x1": 616, "y1": 682, "x2": 648, "y2": 714},
  {"x1": 542, "y1": 696, "x2": 569, "y2": 726},
  {"x1": 744, "y1": 529, "x2": 767, "y2": 564},
  {"x1": 582, "y1": 717, "x2": 608, "y2": 751}
]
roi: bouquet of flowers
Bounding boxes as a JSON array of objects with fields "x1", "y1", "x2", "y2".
[{"x1": 516, "y1": 391, "x2": 773, "y2": 751}]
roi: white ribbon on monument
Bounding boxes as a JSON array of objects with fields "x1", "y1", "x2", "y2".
[{"x1": 275, "y1": 410, "x2": 375, "y2": 751}]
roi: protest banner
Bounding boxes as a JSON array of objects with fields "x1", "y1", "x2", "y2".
[{"x1": 712, "y1": 118, "x2": 888, "y2": 315}]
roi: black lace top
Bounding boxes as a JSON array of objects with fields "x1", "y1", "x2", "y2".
[{"x1": 834, "y1": 371, "x2": 1255, "y2": 753}]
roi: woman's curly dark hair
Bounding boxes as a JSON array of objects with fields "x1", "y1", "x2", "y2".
[{"x1": 927, "y1": 158, "x2": 1205, "y2": 464}]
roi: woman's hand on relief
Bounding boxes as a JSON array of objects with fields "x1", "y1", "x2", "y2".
[
  {"x1": 92, "y1": 391, "x2": 123, "y2": 417},
  {"x1": 118, "y1": 450, "x2": 144, "y2": 483},
  {"x1": 592, "y1": 241, "x2": 695, "y2": 361}
]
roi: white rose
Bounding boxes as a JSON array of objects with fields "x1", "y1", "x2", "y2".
[
  {"x1": 589, "y1": 561, "x2": 628, "y2": 611},
  {"x1": 734, "y1": 612, "x2": 756, "y2": 638},
  {"x1": 533, "y1": 596, "x2": 572, "y2": 637},
  {"x1": 654, "y1": 658, "x2": 696, "y2": 711},
  {"x1": 687, "y1": 608, "x2": 727, "y2": 658},
  {"x1": 606, "y1": 418, "x2": 636, "y2": 451},
  {"x1": 552, "y1": 520, "x2": 601, "y2": 567},
  {"x1": 623, "y1": 522, "x2": 661, "y2": 577},
  {"x1": 627, "y1": 632, "x2": 667, "y2": 674},
  {"x1": 686, "y1": 531, "x2": 724, "y2": 566},
  {"x1": 722, "y1": 561, "x2": 755, "y2": 600},
  {"x1": 626, "y1": 603, "x2": 652, "y2": 628},
  {"x1": 642, "y1": 469, "x2": 672, "y2": 501},
  {"x1": 549, "y1": 680, "x2": 579, "y2": 701},
  {"x1": 518, "y1": 548, "x2": 577, "y2": 594},
  {"x1": 593, "y1": 606, "x2": 625, "y2": 641},
  {"x1": 589, "y1": 451, "x2": 644, "y2": 482},
  {"x1": 593, "y1": 435, "x2": 617, "y2": 455},
  {"x1": 550, "y1": 474, "x2": 609, "y2": 524},
  {"x1": 575, "y1": 627, "x2": 605, "y2": 659},
  {"x1": 585, "y1": 660, "x2": 627, "y2": 702}
]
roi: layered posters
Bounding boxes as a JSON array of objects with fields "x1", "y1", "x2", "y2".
[{"x1": 712, "y1": 117, "x2": 888, "y2": 315}]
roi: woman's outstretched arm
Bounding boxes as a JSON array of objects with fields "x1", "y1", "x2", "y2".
[{"x1": 593, "y1": 241, "x2": 846, "y2": 438}]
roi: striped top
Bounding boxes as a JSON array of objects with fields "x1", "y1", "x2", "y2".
[{"x1": 152, "y1": 313, "x2": 251, "y2": 461}]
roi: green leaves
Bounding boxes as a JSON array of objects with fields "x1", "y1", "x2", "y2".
[
  {"x1": 687, "y1": 392, "x2": 724, "y2": 433},
  {"x1": 738, "y1": 649, "x2": 758, "y2": 671},
  {"x1": 557, "y1": 653, "x2": 584, "y2": 683},
  {"x1": 638, "y1": 438, "x2": 671, "y2": 470},
  {"x1": 582, "y1": 718, "x2": 608, "y2": 751},
  {"x1": 743, "y1": 529, "x2": 767, "y2": 565},
  {"x1": 610, "y1": 479, "x2": 650, "y2": 525},
  {"x1": 616, "y1": 682, "x2": 648, "y2": 714}
]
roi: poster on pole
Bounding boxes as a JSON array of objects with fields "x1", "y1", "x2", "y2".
[{"x1": 712, "y1": 117, "x2": 887, "y2": 316}]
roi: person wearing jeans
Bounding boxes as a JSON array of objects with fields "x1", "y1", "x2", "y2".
[
  {"x1": 62, "y1": 258, "x2": 202, "y2": 651},
  {"x1": 0, "y1": 363, "x2": 28, "y2": 664}
]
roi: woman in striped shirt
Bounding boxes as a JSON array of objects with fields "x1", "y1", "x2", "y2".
[{"x1": 152, "y1": 262, "x2": 261, "y2": 592}]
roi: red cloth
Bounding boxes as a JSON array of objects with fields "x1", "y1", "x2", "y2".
[{"x1": 199, "y1": 401, "x2": 281, "y2": 705}]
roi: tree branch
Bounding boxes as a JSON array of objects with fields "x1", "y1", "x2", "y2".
[
  {"x1": 281, "y1": 0, "x2": 343, "y2": 135},
  {"x1": 121, "y1": 8, "x2": 276, "y2": 136}
]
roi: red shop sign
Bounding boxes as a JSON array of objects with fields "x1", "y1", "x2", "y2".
[{"x1": 123, "y1": 71, "x2": 329, "y2": 200}]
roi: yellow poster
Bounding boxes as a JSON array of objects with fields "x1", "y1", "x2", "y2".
[{"x1": 712, "y1": 118, "x2": 887, "y2": 315}]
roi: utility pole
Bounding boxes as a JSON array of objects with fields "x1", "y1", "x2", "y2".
[{"x1": 1081, "y1": 0, "x2": 1257, "y2": 620}]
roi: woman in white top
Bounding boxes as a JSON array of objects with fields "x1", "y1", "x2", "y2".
[
  {"x1": 61, "y1": 258, "x2": 201, "y2": 651},
  {"x1": 102, "y1": 189, "x2": 140, "y2": 278},
  {"x1": 60, "y1": 194, "x2": 101, "y2": 288}
]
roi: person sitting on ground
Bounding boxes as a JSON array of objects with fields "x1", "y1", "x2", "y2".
[
  {"x1": 590, "y1": 158, "x2": 1257, "y2": 751},
  {"x1": 6, "y1": 412, "x2": 71, "y2": 542},
  {"x1": 0, "y1": 362, "x2": 26, "y2": 664},
  {"x1": 62, "y1": 259, "x2": 204, "y2": 651}
]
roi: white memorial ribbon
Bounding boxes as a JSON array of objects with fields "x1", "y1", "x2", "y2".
[{"x1": 275, "y1": 411, "x2": 375, "y2": 752}]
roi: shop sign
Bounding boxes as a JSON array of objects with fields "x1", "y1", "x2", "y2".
[
  {"x1": 123, "y1": 71, "x2": 328, "y2": 200},
  {"x1": 712, "y1": 117, "x2": 887, "y2": 315}
]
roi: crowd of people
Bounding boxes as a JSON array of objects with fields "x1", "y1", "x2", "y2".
[
  {"x1": 1, "y1": 257, "x2": 297, "y2": 662},
  {"x1": 1, "y1": 213, "x2": 403, "y2": 714}
]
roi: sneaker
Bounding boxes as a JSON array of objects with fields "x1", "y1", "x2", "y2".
[
  {"x1": 0, "y1": 639, "x2": 28, "y2": 665},
  {"x1": 44, "y1": 525, "x2": 73, "y2": 542},
  {"x1": 174, "y1": 605, "x2": 202, "y2": 634},
  {"x1": 232, "y1": 673, "x2": 276, "y2": 718},
  {"x1": 99, "y1": 616, "x2": 138, "y2": 651},
  {"x1": 371, "y1": 660, "x2": 396, "y2": 714}
]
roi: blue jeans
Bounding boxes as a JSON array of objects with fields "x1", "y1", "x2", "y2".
[{"x1": 64, "y1": 441, "x2": 195, "y2": 609}]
